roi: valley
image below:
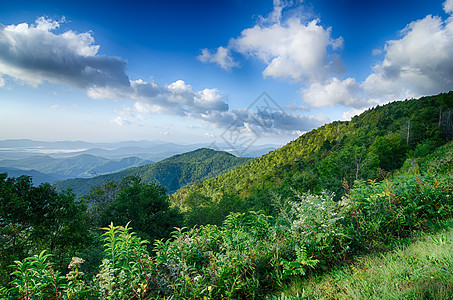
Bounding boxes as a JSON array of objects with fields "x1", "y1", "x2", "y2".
[{"x1": 1, "y1": 91, "x2": 453, "y2": 299}]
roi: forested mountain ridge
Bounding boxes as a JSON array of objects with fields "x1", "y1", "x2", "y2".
[
  {"x1": 53, "y1": 148, "x2": 254, "y2": 196},
  {"x1": 173, "y1": 92, "x2": 453, "y2": 208},
  {"x1": 2, "y1": 92, "x2": 453, "y2": 299},
  {"x1": 0, "y1": 154, "x2": 153, "y2": 183}
]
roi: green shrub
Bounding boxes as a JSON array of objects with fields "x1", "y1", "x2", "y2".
[
  {"x1": 344, "y1": 175, "x2": 453, "y2": 251},
  {"x1": 94, "y1": 222, "x2": 152, "y2": 299},
  {"x1": 6, "y1": 250, "x2": 66, "y2": 299},
  {"x1": 2, "y1": 174, "x2": 453, "y2": 299}
]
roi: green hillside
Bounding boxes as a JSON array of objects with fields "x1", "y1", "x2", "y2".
[
  {"x1": 3, "y1": 92, "x2": 453, "y2": 299},
  {"x1": 53, "y1": 148, "x2": 253, "y2": 196},
  {"x1": 173, "y1": 92, "x2": 453, "y2": 209}
]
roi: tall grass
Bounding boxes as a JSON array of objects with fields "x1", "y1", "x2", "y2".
[{"x1": 275, "y1": 219, "x2": 453, "y2": 299}]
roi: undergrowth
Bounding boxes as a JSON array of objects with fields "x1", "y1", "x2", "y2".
[
  {"x1": 1, "y1": 174, "x2": 452, "y2": 299},
  {"x1": 274, "y1": 219, "x2": 453, "y2": 299}
]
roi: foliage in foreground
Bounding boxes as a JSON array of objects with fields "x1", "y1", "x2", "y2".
[
  {"x1": 1, "y1": 174, "x2": 453, "y2": 299},
  {"x1": 276, "y1": 220, "x2": 453, "y2": 299},
  {"x1": 0, "y1": 173, "x2": 89, "y2": 285}
]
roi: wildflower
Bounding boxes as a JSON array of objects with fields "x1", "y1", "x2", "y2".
[{"x1": 68, "y1": 257, "x2": 85, "y2": 269}]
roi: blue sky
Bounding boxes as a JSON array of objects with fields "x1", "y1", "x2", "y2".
[{"x1": 0, "y1": 0, "x2": 452, "y2": 147}]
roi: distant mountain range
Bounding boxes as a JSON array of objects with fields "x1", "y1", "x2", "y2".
[
  {"x1": 0, "y1": 140, "x2": 278, "y2": 185},
  {"x1": 0, "y1": 139, "x2": 279, "y2": 161},
  {"x1": 0, "y1": 167, "x2": 59, "y2": 185},
  {"x1": 53, "y1": 148, "x2": 254, "y2": 197},
  {"x1": 0, "y1": 154, "x2": 153, "y2": 185}
]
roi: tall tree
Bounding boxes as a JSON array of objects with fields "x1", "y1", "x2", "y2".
[
  {"x1": 84, "y1": 176, "x2": 183, "y2": 244},
  {"x1": 0, "y1": 173, "x2": 89, "y2": 284}
]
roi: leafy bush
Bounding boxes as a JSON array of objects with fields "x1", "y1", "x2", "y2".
[
  {"x1": 2, "y1": 174, "x2": 453, "y2": 299},
  {"x1": 93, "y1": 223, "x2": 152, "y2": 299},
  {"x1": 5, "y1": 251, "x2": 65, "y2": 299},
  {"x1": 151, "y1": 211, "x2": 319, "y2": 299},
  {"x1": 344, "y1": 175, "x2": 453, "y2": 251},
  {"x1": 84, "y1": 176, "x2": 183, "y2": 245}
]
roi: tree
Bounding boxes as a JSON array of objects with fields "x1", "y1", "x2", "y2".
[
  {"x1": 370, "y1": 133, "x2": 409, "y2": 172},
  {"x1": 182, "y1": 191, "x2": 245, "y2": 227},
  {"x1": 0, "y1": 173, "x2": 89, "y2": 285},
  {"x1": 85, "y1": 176, "x2": 182, "y2": 244}
]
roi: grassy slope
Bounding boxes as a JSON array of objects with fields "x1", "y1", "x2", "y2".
[
  {"x1": 274, "y1": 219, "x2": 453, "y2": 300},
  {"x1": 420, "y1": 140, "x2": 453, "y2": 175},
  {"x1": 269, "y1": 141, "x2": 453, "y2": 300}
]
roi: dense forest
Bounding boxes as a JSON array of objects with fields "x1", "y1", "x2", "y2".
[
  {"x1": 174, "y1": 92, "x2": 453, "y2": 210},
  {"x1": 53, "y1": 148, "x2": 253, "y2": 197},
  {"x1": 1, "y1": 91, "x2": 453, "y2": 299}
]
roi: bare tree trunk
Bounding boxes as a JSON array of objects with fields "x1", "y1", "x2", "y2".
[
  {"x1": 406, "y1": 119, "x2": 411, "y2": 146},
  {"x1": 355, "y1": 146, "x2": 364, "y2": 180}
]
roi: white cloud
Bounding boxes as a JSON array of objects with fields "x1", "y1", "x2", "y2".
[
  {"x1": 0, "y1": 17, "x2": 232, "y2": 121},
  {"x1": 102, "y1": 79, "x2": 229, "y2": 121},
  {"x1": 301, "y1": 2, "x2": 453, "y2": 109},
  {"x1": 362, "y1": 14, "x2": 453, "y2": 100},
  {"x1": 197, "y1": 47, "x2": 238, "y2": 71},
  {"x1": 198, "y1": 108, "x2": 328, "y2": 135},
  {"x1": 194, "y1": 88, "x2": 229, "y2": 112},
  {"x1": 1, "y1": 16, "x2": 329, "y2": 139},
  {"x1": 232, "y1": 18, "x2": 342, "y2": 82},
  {"x1": 111, "y1": 116, "x2": 130, "y2": 126},
  {"x1": 134, "y1": 101, "x2": 162, "y2": 115},
  {"x1": 34, "y1": 16, "x2": 62, "y2": 31},
  {"x1": 341, "y1": 107, "x2": 369, "y2": 121},
  {"x1": 444, "y1": 0, "x2": 453, "y2": 14},
  {"x1": 235, "y1": 18, "x2": 343, "y2": 83},
  {"x1": 198, "y1": 0, "x2": 453, "y2": 115},
  {"x1": 0, "y1": 17, "x2": 129, "y2": 89},
  {"x1": 199, "y1": 2, "x2": 343, "y2": 83},
  {"x1": 167, "y1": 79, "x2": 192, "y2": 93},
  {"x1": 372, "y1": 49, "x2": 382, "y2": 56},
  {"x1": 301, "y1": 77, "x2": 369, "y2": 108},
  {"x1": 285, "y1": 103, "x2": 309, "y2": 112}
]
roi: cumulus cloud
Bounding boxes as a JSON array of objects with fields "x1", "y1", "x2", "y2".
[
  {"x1": 444, "y1": 0, "x2": 453, "y2": 14},
  {"x1": 110, "y1": 88, "x2": 325, "y2": 135},
  {"x1": 0, "y1": 17, "x2": 130, "y2": 89},
  {"x1": 362, "y1": 14, "x2": 453, "y2": 100},
  {"x1": 198, "y1": 108, "x2": 327, "y2": 136},
  {"x1": 341, "y1": 107, "x2": 369, "y2": 121},
  {"x1": 0, "y1": 16, "x2": 328, "y2": 136},
  {"x1": 232, "y1": 18, "x2": 343, "y2": 82},
  {"x1": 300, "y1": 1, "x2": 453, "y2": 109},
  {"x1": 301, "y1": 77, "x2": 364, "y2": 108},
  {"x1": 0, "y1": 17, "x2": 232, "y2": 121},
  {"x1": 197, "y1": 47, "x2": 238, "y2": 71},
  {"x1": 199, "y1": 1, "x2": 343, "y2": 83},
  {"x1": 199, "y1": 0, "x2": 453, "y2": 114},
  {"x1": 93, "y1": 78, "x2": 230, "y2": 119}
]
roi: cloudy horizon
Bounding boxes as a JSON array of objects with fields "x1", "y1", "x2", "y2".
[{"x1": 1, "y1": 0, "x2": 452, "y2": 144}]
